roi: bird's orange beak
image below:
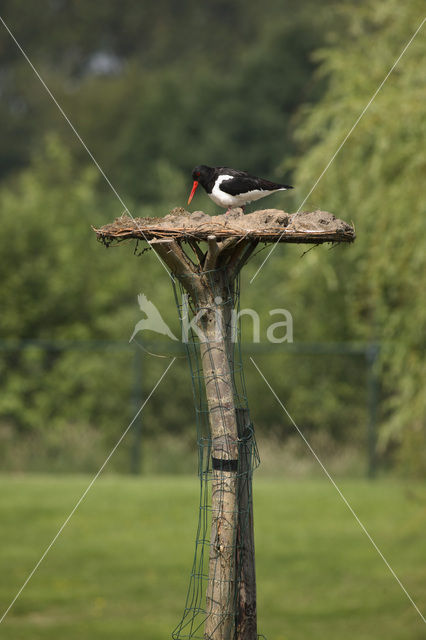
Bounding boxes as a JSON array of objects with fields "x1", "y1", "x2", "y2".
[{"x1": 187, "y1": 180, "x2": 199, "y2": 205}]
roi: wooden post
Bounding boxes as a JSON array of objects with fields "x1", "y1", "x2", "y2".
[
  {"x1": 236, "y1": 409, "x2": 257, "y2": 639},
  {"x1": 198, "y1": 275, "x2": 239, "y2": 640},
  {"x1": 149, "y1": 236, "x2": 258, "y2": 640}
]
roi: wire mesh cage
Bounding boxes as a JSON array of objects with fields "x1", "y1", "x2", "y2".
[{"x1": 171, "y1": 268, "x2": 260, "y2": 640}]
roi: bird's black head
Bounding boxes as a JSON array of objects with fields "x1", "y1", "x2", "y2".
[
  {"x1": 191, "y1": 165, "x2": 214, "y2": 188},
  {"x1": 188, "y1": 165, "x2": 215, "y2": 204}
]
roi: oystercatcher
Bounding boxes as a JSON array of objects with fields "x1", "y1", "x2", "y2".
[{"x1": 187, "y1": 165, "x2": 293, "y2": 213}]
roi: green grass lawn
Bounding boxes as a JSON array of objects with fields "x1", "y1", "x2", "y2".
[{"x1": 0, "y1": 475, "x2": 425, "y2": 639}]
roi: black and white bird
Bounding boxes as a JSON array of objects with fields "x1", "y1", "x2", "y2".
[{"x1": 187, "y1": 165, "x2": 293, "y2": 213}]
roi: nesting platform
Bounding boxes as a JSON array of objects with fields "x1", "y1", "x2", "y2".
[{"x1": 94, "y1": 207, "x2": 355, "y2": 246}]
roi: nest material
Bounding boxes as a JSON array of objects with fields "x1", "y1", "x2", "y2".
[{"x1": 94, "y1": 207, "x2": 355, "y2": 245}]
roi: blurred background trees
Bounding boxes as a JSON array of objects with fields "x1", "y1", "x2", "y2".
[
  {"x1": 0, "y1": 0, "x2": 424, "y2": 474},
  {"x1": 292, "y1": 0, "x2": 426, "y2": 473}
]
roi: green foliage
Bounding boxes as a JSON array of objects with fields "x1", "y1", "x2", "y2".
[
  {"x1": 0, "y1": 0, "x2": 423, "y2": 473},
  {"x1": 0, "y1": 139, "x2": 128, "y2": 442},
  {"x1": 0, "y1": 136, "x2": 137, "y2": 340},
  {"x1": 291, "y1": 1, "x2": 426, "y2": 471},
  {"x1": 0, "y1": 0, "x2": 332, "y2": 198}
]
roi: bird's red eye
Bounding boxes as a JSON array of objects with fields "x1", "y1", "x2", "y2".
[{"x1": 196, "y1": 172, "x2": 200, "y2": 177}]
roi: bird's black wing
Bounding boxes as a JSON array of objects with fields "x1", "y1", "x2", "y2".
[{"x1": 219, "y1": 174, "x2": 292, "y2": 195}]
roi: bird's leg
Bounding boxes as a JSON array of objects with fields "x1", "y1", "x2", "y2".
[{"x1": 225, "y1": 205, "x2": 245, "y2": 214}]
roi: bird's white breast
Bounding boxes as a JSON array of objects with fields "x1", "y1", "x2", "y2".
[{"x1": 209, "y1": 175, "x2": 237, "y2": 207}]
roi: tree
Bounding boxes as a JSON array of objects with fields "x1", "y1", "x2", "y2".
[{"x1": 291, "y1": 0, "x2": 426, "y2": 473}]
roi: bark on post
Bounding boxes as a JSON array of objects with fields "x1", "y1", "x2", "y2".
[{"x1": 198, "y1": 276, "x2": 238, "y2": 640}]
